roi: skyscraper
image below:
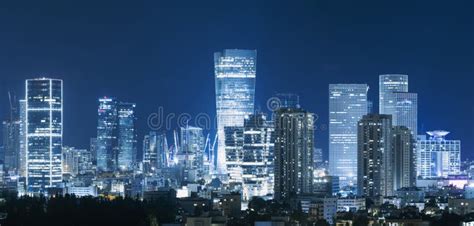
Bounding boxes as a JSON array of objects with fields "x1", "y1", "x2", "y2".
[
  {"x1": 96, "y1": 97, "x2": 118, "y2": 172},
  {"x1": 224, "y1": 126, "x2": 244, "y2": 183},
  {"x1": 357, "y1": 114, "x2": 393, "y2": 198},
  {"x1": 96, "y1": 98, "x2": 136, "y2": 172},
  {"x1": 215, "y1": 49, "x2": 257, "y2": 174},
  {"x1": 329, "y1": 84, "x2": 368, "y2": 187},
  {"x1": 392, "y1": 126, "x2": 416, "y2": 190},
  {"x1": 25, "y1": 78, "x2": 63, "y2": 195},
  {"x1": 274, "y1": 107, "x2": 314, "y2": 201},
  {"x1": 379, "y1": 75, "x2": 417, "y2": 136},
  {"x1": 379, "y1": 74, "x2": 409, "y2": 120},
  {"x1": 117, "y1": 103, "x2": 137, "y2": 171},
  {"x1": 179, "y1": 126, "x2": 205, "y2": 182},
  {"x1": 242, "y1": 113, "x2": 275, "y2": 201},
  {"x1": 313, "y1": 148, "x2": 323, "y2": 169},
  {"x1": 417, "y1": 131, "x2": 461, "y2": 178},
  {"x1": 19, "y1": 100, "x2": 27, "y2": 177},
  {"x1": 143, "y1": 132, "x2": 168, "y2": 175},
  {"x1": 2, "y1": 120, "x2": 20, "y2": 173}
]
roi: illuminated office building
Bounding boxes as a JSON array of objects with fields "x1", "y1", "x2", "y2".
[
  {"x1": 215, "y1": 49, "x2": 256, "y2": 174},
  {"x1": 417, "y1": 131, "x2": 461, "y2": 178},
  {"x1": 26, "y1": 78, "x2": 63, "y2": 195},
  {"x1": 117, "y1": 103, "x2": 137, "y2": 171},
  {"x1": 19, "y1": 100, "x2": 27, "y2": 177},
  {"x1": 379, "y1": 74, "x2": 417, "y2": 136},
  {"x1": 96, "y1": 97, "x2": 118, "y2": 172},
  {"x1": 143, "y1": 132, "x2": 169, "y2": 175},
  {"x1": 180, "y1": 126, "x2": 205, "y2": 181},
  {"x1": 96, "y1": 98, "x2": 136, "y2": 172},
  {"x1": 241, "y1": 113, "x2": 275, "y2": 201},
  {"x1": 329, "y1": 84, "x2": 368, "y2": 187}
]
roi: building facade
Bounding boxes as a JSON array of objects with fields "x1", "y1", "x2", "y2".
[
  {"x1": 392, "y1": 126, "x2": 416, "y2": 190},
  {"x1": 329, "y1": 84, "x2": 368, "y2": 188},
  {"x1": 96, "y1": 98, "x2": 136, "y2": 172},
  {"x1": 417, "y1": 131, "x2": 461, "y2": 178},
  {"x1": 96, "y1": 97, "x2": 118, "y2": 172},
  {"x1": 117, "y1": 103, "x2": 137, "y2": 171},
  {"x1": 215, "y1": 49, "x2": 256, "y2": 174},
  {"x1": 241, "y1": 113, "x2": 275, "y2": 201},
  {"x1": 274, "y1": 107, "x2": 314, "y2": 201},
  {"x1": 179, "y1": 126, "x2": 205, "y2": 182},
  {"x1": 25, "y1": 78, "x2": 63, "y2": 194},
  {"x1": 379, "y1": 74, "x2": 417, "y2": 136},
  {"x1": 357, "y1": 114, "x2": 393, "y2": 198}
]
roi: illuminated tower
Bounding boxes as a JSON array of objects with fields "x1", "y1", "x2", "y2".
[
  {"x1": 96, "y1": 97, "x2": 118, "y2": 172},
  {"x1": 274, "y1": 107, "x2": 314, "y2": 201},
  {"x1": 329, "y1": 84, "x2": 368, "y2": 188},
  {"x1": 214, "y1": 49, "x2": 256, "y2": 174},
  {"x1": 379, "y1": 74, "x2": 417, "y2": 136},
  {"x1": 117, "y1": 103, "x2": 137, "y2": 171},
  {"x1": 26, "y1": 78, "x2": 63, "y2": 195},
  {"x1": 357, "y1": 114, "x2": 393, "y2": 198}
]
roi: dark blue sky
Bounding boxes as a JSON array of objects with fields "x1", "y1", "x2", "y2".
[{"x1": 0, "y1": 0, "x2": 472, "y2": 159}]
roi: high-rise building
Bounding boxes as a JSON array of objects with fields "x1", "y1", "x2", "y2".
[
  {"x1": 179, "y1": 126, "x2": 205, "y2": 182},
  {"x1": 26, "y1": 78, "x2": 63, "y2": 195},
  {"x1": 96, "y1": 97, "x2": 118, "y2": 172},
  {"x1": 63, "y1": 146, "x2": 79, "y2": 176},
  {"x1": 2, "y1": 120, "x2": 20, "y2": 173},
  {"x1": 96, "y1": 98, "x2": 136, "y2": 172},
  {"x1": 417, "y1": 131, "x2": 461, "y2": 178},
  {"x1": 329, "y1": 84, "x2": 368, "y2": 187},
  {"x1": 357, "y1": 114, "x2": 393, "y2": 198},
  {"x1": 379, "y1": 75, "x2": 417, "y2": 136},
  {"x1": 379, "y1": 74, "x2": 409, "y2": 120},
  {"x1": 89, "y1": 138, "x2": 97, "y2": 164},
  {"x1": 241, "y1": 113, "x2": 275, "y2": 201},
  {"x1": 313, "y1": 148, "x2": 323, "y2": 169},
  {"x1": 392, "y1": 126, "x2": 416, "y2": 190},
  {"x1": 224, "y1": 126, "x2": 244, "y2": 183},
  {"x1": 393, "y1": 92, "x2": 418, "y2": 137},
  {"x1": 215, "y1": 49, "x2": 257, "y2": 174},
  {"x1": 19, "y1": 100, "x2": 27, "y2": 177},
  {"x1": 274, "y1": 107, "x2": 314, "y2": 201},
  {"x1": 62, "y1": 146, "x2": 91, "y2": 176},
  {"x1": 117, "y1": 103, "x2": 137, "y2": 171},
  {"x1": 143, "y1": 132, "x2": 168, "y2": 174},
  {"x1": 2, "y1": 93, "x2": 21, "y2": 174}
]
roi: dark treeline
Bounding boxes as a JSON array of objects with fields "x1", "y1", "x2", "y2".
[{"x1": 1, "y1": 193, "x2": 175, "y2": 226}]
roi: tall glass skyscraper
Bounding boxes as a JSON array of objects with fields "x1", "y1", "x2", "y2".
[
  {"x1": 179, "y1": 126, "x2": 205, "y2": 182},
  {"x1": 117, "y1": 103, "x2": 137, "y2": 171},
  {"x1": 379, "y1": 74, "x2": 417, "y2": 136},
  {"x1": 96, "y1": 98, "x2": 137, "y2": 172},
  {"x1": 96, "y1": 97, "x2": 118, "y2": 172},
  {"x1": 143, "y1": 132, "x2": 168, "y2": 175},
  {"x1": 329, "y1": 84, "x2": 368, "y2": 187},
  {"x1": 25, "y1": 78, "x2": 63, "y2": 195},
  {"x1": 379, "y1": 74, "x2": 409, "y2": 119},
  {"x1": 393, "y1": 92, "x2": 418, "y2": 137},
  {"x1": 19, "y1": 100, "x2": 27, "y2": 177},
  {"x1": 214, "y1": 49, "x2": 257, "y2": 174}
]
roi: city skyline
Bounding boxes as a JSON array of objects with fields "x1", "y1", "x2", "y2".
[
  {"x1": 0, "y1": 1, "x2": 472, "y2": 224},
  {"x1": 0, "y1": 1, "x2": 472, "y2": 161}
]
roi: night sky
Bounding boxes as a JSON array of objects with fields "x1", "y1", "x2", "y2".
[{"x1": 0, "y1": 1, "x2": 472, "y2": 159}]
